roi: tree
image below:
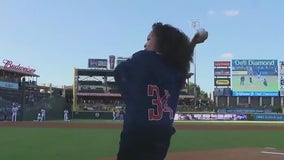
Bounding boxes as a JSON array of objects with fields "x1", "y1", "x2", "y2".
[{"x1": 187, "y1": 82, "x2": 211, "y2": 102}]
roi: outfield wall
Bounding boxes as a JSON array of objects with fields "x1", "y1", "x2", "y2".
[
  {"x1": 253, "y1": 113, "x2": 284, "y2": 121},
  {"x1": 174, "y1": 113, "x2": 284, "y2": 121},
  {"x1": 72, "y1": 111, "x2": 284, "y2": 121},
  {"x1": 72, "y1": 111, "x2": 113, "y2": 119}
]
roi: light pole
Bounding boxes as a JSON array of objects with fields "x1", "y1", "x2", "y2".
[{"x1": 191, "y1": 19, "x2": 200, "y2": 107}]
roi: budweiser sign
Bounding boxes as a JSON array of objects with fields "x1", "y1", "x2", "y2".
[{"x1": 2, "y1": 59, "x2": 36, "y2": 73}]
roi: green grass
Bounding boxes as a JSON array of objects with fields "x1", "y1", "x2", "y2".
[
  {"x1": 0, "y1": 127, "x2": 121, "y2": 160},
  {"x1": 1, "y1": 120, "x2": 284, "y2": 160},
  {"x1": 231, "y1": 75, "x2": 278, "y2": 92},
  {"x1": 170, "y1": 130, "x2": 284, "y2": 152}
]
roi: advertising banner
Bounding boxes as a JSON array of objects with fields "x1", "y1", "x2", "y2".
[
  {"x1": 280, "y1": 61, "x2": 284, "y2": 96},
  {"x1": 217, "y1": 108, "x2": 272, "y2": 114},
  {"x1": 280, "y1": 89, "x2": 284, "y2": 96},
  {"x1": 109, "y1": 55, "x2": 115, "y2": 70},
  {"x1": 280, "y1": 61, "x2": 284, "y2": 75},
  {"x1": 214, "y1": 68, "x2": 231, "y2": 76},
  {"x1": 214, "y1": 88, "x2": 231, "y2": 96},
  {"x1": 223, "y1": 88, "x2": 232, "y2": 96},
  {"x1": 253, "y1": 114, "x2": 284, "y2": 121},
  {"x1": 174, "y1": 113, "x2": 247, "y2": 121},
  {"x1": 77, "y1": 92, "x2": 121, "y2": 97},
  {"x1": 214, "y1": 78, "x2": 231, "y2": 86},
  {"x1": 1, "y1": 59, "x2": 36, "y2": 74},
  {"x1": 214, "y1": 88, "x2": 224, "y2": 96},
  {"x1": 0, "y1": 81, "x2": 19, "y2": 90},
  {"x1": 88, "y1": 59, "x2": 108, "y2": 68},
  {"x1": 214, "y1": 61, "x2": 230, "y2": 68}
]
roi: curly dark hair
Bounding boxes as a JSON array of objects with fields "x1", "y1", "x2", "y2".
[{"x1": 152, "y1": 22, "x2": 194, "y2": 75}]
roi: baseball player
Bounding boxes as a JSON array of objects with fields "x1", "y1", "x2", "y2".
[
  {"x1": 114, "y1": 22, "x2": 208, "y2": 160},
  {"x1": 37, "y1": 112, "x2": 42, "y2": 122},
  {"x1": 11, "y1": 103, "x2": 19, "y2": 122},
  {"x1": 112, "y1": 108, "x2": 116, "y2": 120},
  {"x1": 63, "y1": 109, "x2": 69, "y2": 121},
  {"x1": 41, "y1": 108, "x2": 46, "y2": 121}
]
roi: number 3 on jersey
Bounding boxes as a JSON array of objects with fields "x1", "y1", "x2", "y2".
[{"x1": 147, "y1": 85, "x2": 174, "y2": 121}]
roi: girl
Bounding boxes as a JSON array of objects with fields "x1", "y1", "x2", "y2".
[{"x1": 115, "y1": 22, "x2": 208, "y2": 160}]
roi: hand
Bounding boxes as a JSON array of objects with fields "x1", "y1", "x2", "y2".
[{"x1": 191, "y1": 28, "x2": 208, "y2": 45}]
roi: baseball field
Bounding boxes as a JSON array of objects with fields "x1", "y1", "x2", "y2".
[{"x1": 1, "y1": 120, "x2": 284, "y2": 160}]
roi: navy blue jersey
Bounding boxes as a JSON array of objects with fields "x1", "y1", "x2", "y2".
[{"x1": 114, "y1": 50, "x2": 184, "y2": 134}]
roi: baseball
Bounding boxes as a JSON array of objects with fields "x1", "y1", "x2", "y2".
[
  {"x1": 195, "y1": 28, "x2": 208, "y2": 42},
  {"x1": 197, "y1": 28, "x2": 207, "y2": 36}
]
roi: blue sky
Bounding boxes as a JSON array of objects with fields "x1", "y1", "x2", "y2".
[{"x1": 0, "y1": 0, "x2": 283, "y2": 94}]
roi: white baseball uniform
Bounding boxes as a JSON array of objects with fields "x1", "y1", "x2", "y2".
[
  {"x1": 11, "y1": 105, "x2": 19, "y2": 122},
  {"x1": 37, "y1": 113, "x2": 42, "y2": 122},
  {"x1": 41, "y1": 109, "x2": 46, "y2": 121},
  {"x1": 64, "y1": 109, "x2": 69, "y2": 121}
]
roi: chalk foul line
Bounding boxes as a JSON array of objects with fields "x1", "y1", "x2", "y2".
[{"x1": 261, "y1": 151, "x2": 284, "y2": 156}]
